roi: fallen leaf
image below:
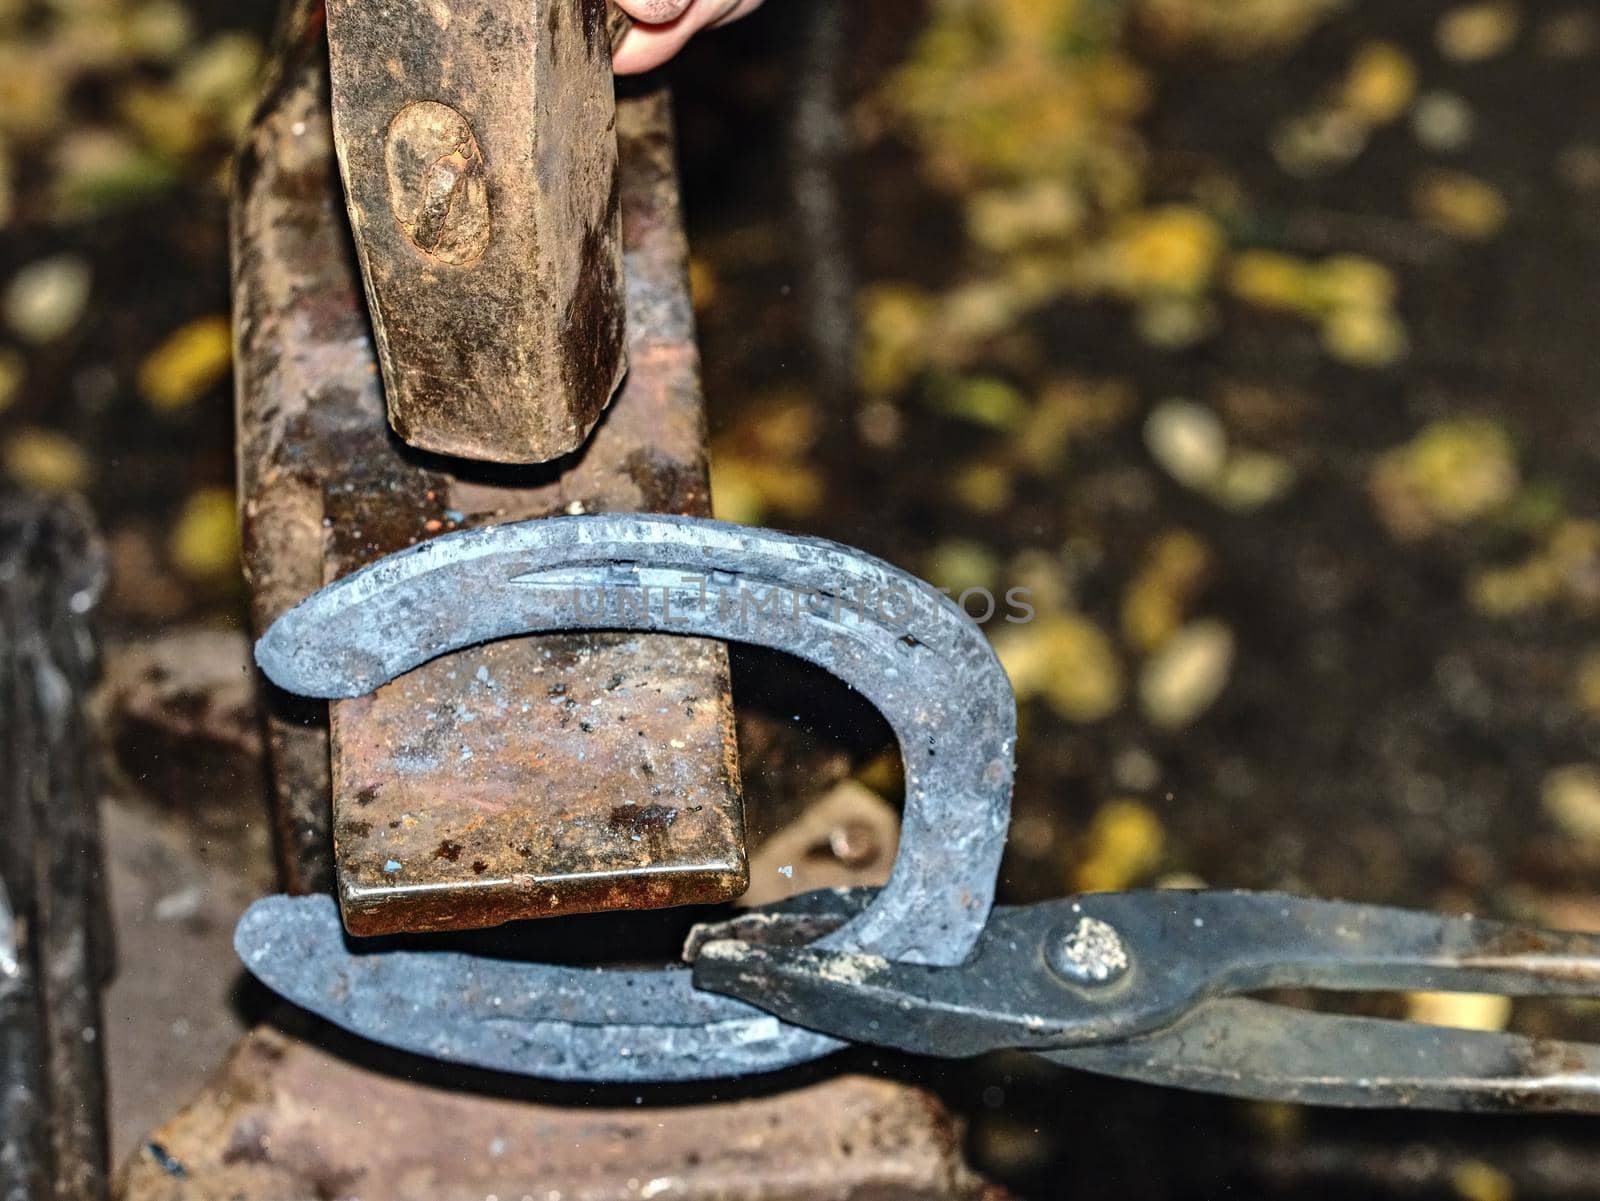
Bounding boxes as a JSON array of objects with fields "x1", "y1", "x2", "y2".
[
  {"x1": 5, "y1": 256, "x2": 92, "y2": 344},
  {"x1": 169, "y1": 487, "x2": 241, "y2": 581},
  {"x1": 139, "y1": 315, "x2": 232, "y2": 411},
  {"x1": 995, "y1": 614, "x2": 1125, "y2": 723},
  {"x1": 1073, "y1": 798, "x2": 1165, "y2": 893},
  {"x1": 1139, "y1": 618, "x2": 1234, "y2": 729},
  {"x1": 1436, "y1": 2, "x2": 1520, "y2": 63},
  {"x1": 3, "y1": 427, "x2": 90, "y2": 492},
  {"x1": 1413, "y1": 170, "x2": 1510, "y2": 240}
]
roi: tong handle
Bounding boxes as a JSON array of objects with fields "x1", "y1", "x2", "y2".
[
  {"x1": 1126, "y1": 890, "x2": 1600, "y2": 999},
  {"x1": 1045, "y1": 996, "x2": 1600, "y2": 1113}
]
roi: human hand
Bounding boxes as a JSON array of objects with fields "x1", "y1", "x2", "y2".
[{"x1": 612, "y1": 0, "x2": 767, "y2": 75}]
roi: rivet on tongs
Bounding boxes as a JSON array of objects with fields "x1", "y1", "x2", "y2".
[{"x1": 1047, "y1": 916, "x2": 1131, "y2": 987}]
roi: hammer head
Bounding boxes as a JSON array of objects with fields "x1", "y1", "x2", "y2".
[{"x1": 327, "y1": 0, "x2": 629, "y2": 464}]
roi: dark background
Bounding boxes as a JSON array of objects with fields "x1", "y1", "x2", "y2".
[{"x1": 4, "y1": 0, "x2": 1600, "y2": 1196}]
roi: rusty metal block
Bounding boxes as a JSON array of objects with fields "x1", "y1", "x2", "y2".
[
  {"x1": 232, "y1": 0, "x2": 745, "y2": 934},
  {"x1": 330, "y1": 633, "x2": 743, "y2": 932},
  {"x1": 115, "y1": 1029, "x2": 1000, "y2": 1201},
  {"x1": 327, "y1": 0, "x2": 629, "y2": 463}
]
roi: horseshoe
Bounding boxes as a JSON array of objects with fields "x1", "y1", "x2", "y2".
[{"x1": 236, "y1": 514, "x2": 1013, "y2": 1081}]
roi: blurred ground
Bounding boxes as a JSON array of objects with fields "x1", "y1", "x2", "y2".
[{"x1": 5, "y1": 0, "x2": 1600, "y2": 1197}]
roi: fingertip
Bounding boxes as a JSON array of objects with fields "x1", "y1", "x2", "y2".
[
  {"x1": 611, "y1": 0, "x2": 764, "y2": 75},
  {"x1": 613, "y1": 0, "x2": 693, "y2": 23},
  {"x1": 612, "y1": 24, "x2": 695, "y2": 75},
  {"x1": 708, "y1": 0, "x2": 764, "y2": 28}
]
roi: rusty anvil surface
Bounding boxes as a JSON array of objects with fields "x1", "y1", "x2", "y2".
[
  {"x1": 114, "y1": 1029, "x2": 997, "y2": 1201},
  {"x1": 233, "y1": 0, "x2": 746, "y2": 936}
]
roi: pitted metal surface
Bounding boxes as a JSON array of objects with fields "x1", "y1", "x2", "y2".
[{"x1": 239, "y1": 513, "x2": 1014, "y2": 1080}]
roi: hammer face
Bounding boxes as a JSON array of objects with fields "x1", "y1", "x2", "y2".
[{"x1": 328, "y1": 0, "x2": 627, "y2": 464}]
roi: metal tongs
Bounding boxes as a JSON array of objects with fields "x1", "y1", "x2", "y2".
[{"x1": 689, "y1": 886, "x2": 1600, "y2": 1112}]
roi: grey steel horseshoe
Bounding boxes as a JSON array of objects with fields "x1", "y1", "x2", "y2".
[{"x1": 237, "y1": 514, "x2": 1014, "y2": 1081}]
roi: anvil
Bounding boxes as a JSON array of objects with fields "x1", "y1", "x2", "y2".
[{"x1": 232, "y1": 0, "x2": 746, "y2": 937}]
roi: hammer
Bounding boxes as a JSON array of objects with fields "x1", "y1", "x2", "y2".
[{"x1": 326, "y1": 0, "x2": 635, "y2": 464}]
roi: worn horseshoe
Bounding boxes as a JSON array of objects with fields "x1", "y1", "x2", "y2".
[{"x1": 236, "y1": 514, "x2": 1014, "y2": 1081}]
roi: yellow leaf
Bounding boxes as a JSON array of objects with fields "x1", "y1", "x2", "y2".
[
  {"x1": 5, "y1": 256, "x2": 91, "y2": 345},
  {"x1": 1437, "y1": 2, "x2": 1519, "y2": 63},
  {"x1": 3, "y1": 427, "x2": 89, "y2": 493},
  {"x1": 1106, "y1": 206, "x2": 1226, "y2": 299},
  {"x1": 687, "y1": 257, "x2": 718, "y2": 312},
  {"x1": 1374, "y1": 418, "x2": 1519, "y2": 529},
  {"x1": 924, "y1": 540, "x2": 999, "y2": 595},
  {"x1": 1541, "y1": 764, "x2": 1600, "y2": 843},
  {"x1": 932, "y1": 375, "x2": 1029, "y2": 430},
  {"x1": 1314, "y1": 255, "x2": 1399, "y2": 313},
  {"x1": 952, "y1": 461, "x2": 1013, "y2": 514},
  {"x1": 708, "y1": 457, "x2": 821, "y2": 526},
  {"x1": 856, "y1": 284, "x2": 933, "y2": 400},
  {"x1": 1340, "y1": 42, "x2": 1417, "y2": 125},
  {"x1": 1575, "y1": 650, "x2": 1600, "y2": 718},
  {"x1": 1413, "y1": 170, "x2": 1509, "y2": 240},
  {"x1": 169, "y1": 486, "x2": 240, "y2": 581},
  {"x1": 1073, "y1": 799, "x2": 1165, "y2": 893},
  {"x1": 1229, "y1": 250, "x2": 1318, "y2": 314},
  {"x1": 139, "y1": 315, "x2": 232, "y2": 411},
  {"x1": 995, "y1": 614, "x2": 1125, "y2": 724},
  {"x1": 1139, "y1": 619, "x2": 1234, "y2": 729},
  {"x1": 1451, "y1": 1161, "x2": 1514, "y2": 1201},
  {"x1": 1122, "y1": 530, "x2": 1211, "y2": 653},
  {"x1": 1322, "y1": 305, "x2": 1408, "y2": 367}
]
